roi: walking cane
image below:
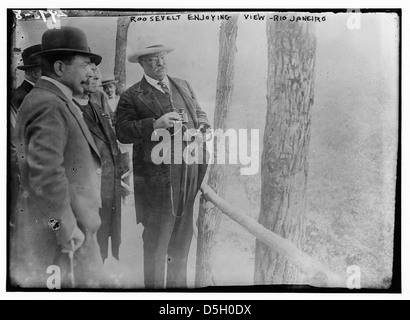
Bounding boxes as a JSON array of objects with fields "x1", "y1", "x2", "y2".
[{"x1": 68, "y1": 239, "x2": 75, "y2": 288}]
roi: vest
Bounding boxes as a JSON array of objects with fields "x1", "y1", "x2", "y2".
[
  {"x1": 152, "y1": 82, "x2": 200, "y2": 165},
  {"x1": 152, "y1": 82, "x2": 195, "y2": 130}
]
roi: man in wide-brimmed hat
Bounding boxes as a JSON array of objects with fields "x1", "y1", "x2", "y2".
[
  {"x1": 116, "y1": 43, "x2": 210, "y2": 289},
  {"x1": 11, "y1": 44, "x2": 42, "y2": 109},
  {"x1": 12, "y1": 26, "x2": 105, "y2": 288}
]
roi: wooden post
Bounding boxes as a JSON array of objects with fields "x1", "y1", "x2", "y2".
[
  {"x1": 113, "y1": 16, "x2": 133, "y2": 203},
  {"x1": 254, "y1": 13, "x2": 317, "y2": 285},
  {"x1": 114, "y1": 16, "x2": 131, "y2": 95},
  {"x1": 10, "y1": 16, "x2": 19, "y2": 90},
  {"x1": 195, "y1": 15, "x2": 239, "y2": 288}
]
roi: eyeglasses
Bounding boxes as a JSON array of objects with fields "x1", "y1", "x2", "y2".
[{"x1": 143, "y1": 54, "x2": 167, "y2": 63}]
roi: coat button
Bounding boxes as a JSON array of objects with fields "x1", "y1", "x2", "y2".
[{"x1": 96, "y1": 168, "x2": 102, "y2": 175}]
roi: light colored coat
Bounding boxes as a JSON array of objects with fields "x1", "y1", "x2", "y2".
[{"x1": 12, "y1": 79, "x2": 104, "y2": 288}]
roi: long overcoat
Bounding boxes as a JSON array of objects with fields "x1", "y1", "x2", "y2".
[
  {"x1": 85, "y1": 92, "x2": 122, "y2": 260},
  {"x1": 12, "y1": 79, "x2": 104, "y2": 288}
]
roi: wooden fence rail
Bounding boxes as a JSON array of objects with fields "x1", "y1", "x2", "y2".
[{"x1": 200, "y1": 183, "x2": 346, "y2": 288}]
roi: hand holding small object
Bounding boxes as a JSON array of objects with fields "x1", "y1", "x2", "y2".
[{"x1": 153, "y1": 112, "x2": 181, "y2": 130}]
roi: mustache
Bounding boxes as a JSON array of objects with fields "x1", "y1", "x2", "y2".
[{"x1": 82, "y1": 80, "x2": 97, "y2": 86}]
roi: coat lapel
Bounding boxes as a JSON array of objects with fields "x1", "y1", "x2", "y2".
[
  {"x1": 89, "y1": 99, "x2": 119, "y2": 157},
  {"x1": 21, "y1": 80, "x2": 34, "y2": 94},
  {"x1": 66, "y1": 99, "x2": 102, "y2": 159},
  {"x1": 136, "y1": 77, "x2": 165, "y2": 118},
  {"x1": 86, "y1": 99, "x2": 110, "y2": 145},
  {"x1": 36, "y1": 79, "x2": 101, "y2": 159},
  {"x1": 85, "y1": 117, "x2": 109, "y2": 145}
]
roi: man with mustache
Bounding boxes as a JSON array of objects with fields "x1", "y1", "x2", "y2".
[
  {"x1": 72, "y1": 64, "x2": 122, "y2": 263},
  {"x1": 100, "y1": 75, "x2": 120, "y2": 127},
  {"x1": 116, "y1": 43, "x2": 210, "y2": 289},
  {"x1": 12, "y1": 27, "x2": 105, "y2": 288}
]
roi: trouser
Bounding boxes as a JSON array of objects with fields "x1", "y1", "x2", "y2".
[
  {"x1": 97, "y1": 195, "x2": 120, "y2": 261},
  {"x1": 137, "y1": 163, "x2": 198, "y2": 289},
  {"x1": 142, "y1": 201, "x2": 194, "y2": 289}
]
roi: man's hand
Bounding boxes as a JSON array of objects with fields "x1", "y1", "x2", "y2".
[
  {"x1": 61, "y1": 226, "x2": 85, "y2": 253},
  {"x1": 101, "y1": 113, "x2": 112, "y2": 122},
  {"x1": 153, "y1": 112, "x2": 181, "y2": 130},
  {"x1": 198, "y1": 123, "x2": 211, "y2": 133}
]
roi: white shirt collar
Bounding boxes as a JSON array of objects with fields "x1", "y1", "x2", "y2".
[
  {"x1": 25, "y1": 79, "x2": 36, "y2": 87},
  {"x1": 72, "y1": 96, "x2": 90, "y2": 106},
  {"x1": 107, "y1": 98, "x2": 117, "y2": 113},
  {"x1": 41, "y1": 76, "x2": 73, "y2": 101},
  {"x1": 144, "y1": 74, "x2": 170, "y2": 93},
  {"x1": 41, "y1": 76, "x2": 84, "y2": 118}
]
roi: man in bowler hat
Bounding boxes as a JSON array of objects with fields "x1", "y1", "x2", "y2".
[
  {"x1": 11, "y1": 44, "x2": 42, "y2": 109},
  {"x1": 116, "y1": 43, "x2": 210, "y2": 288},
  {"x1": 12, "y1": 26, "x2": 105, "y2": 288}
]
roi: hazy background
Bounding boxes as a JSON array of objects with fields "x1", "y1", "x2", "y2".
[{"x1": 13, "y1": 11, "x2": 399, "y2": 288}]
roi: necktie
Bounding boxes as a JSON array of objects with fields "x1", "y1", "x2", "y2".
[{"x1": 158, "y1": 81, "x2": 170, "y2": 95}]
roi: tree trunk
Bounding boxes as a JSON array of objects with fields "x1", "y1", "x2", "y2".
[
  {"x1": 195, "y1": 15, "x2": 238, "y2": 287},
  {"x1": 254, "y1": 13, "x2": 317, "y2": 285},
  {"x1": 10, "y1": 17, "x2": 18, "y2": 89},
  {"x1": 114, "y1": 16, "x2": 131, "y2": 95}
]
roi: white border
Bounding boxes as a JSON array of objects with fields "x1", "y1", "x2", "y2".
[{"x1": 1, "y1": 0, "x2": 408, "y2": 300}]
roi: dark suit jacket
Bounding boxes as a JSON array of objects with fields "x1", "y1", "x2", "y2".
[
  {"x1": 12, "y1": 80, "x2": 34, "y2": 109},
  {"x1": 116, "y1": 76, "x2": 209, "y2": 174},
  {"x1": 90, "y1": 90, "x2": 114, "y2": 127},
  {"x1": 12, "y1": 79, "x2": 103, "y2": 287},
  {"x1": 115, "y1": 76, "x2": 210, "y2": 224}
]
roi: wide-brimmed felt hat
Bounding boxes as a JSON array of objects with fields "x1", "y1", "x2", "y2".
[
  {"x1": 17, "y1": 44, "x2": 42, "y2": 70},
  {"x1": 31, "y1": 26, "x2": 102, "y2": 65},
  {"x1": 128, "y1": 44, "x2": 174, "y2": 63}
]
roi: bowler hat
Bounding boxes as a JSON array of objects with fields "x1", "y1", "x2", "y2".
[
  {"x1": 17, "y1": 44, "x2": 42, "y2": 70},
  {"x1": 128, "y1": 44, "x2": 174, "y2": 63},
  {"x1": 32, "y1": 26, "x2": 102, "y2": 65}
]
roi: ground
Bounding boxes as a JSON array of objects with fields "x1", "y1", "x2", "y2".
[
  {"x1": 103, "y1": 113, "x2": 397, "y2": 289},
  {"x1": 102, "y1": 185, "x2": 257, "y2": 289},
  {"x1": 103, "y1": 117, "x2": 397, "y2": 289}
]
